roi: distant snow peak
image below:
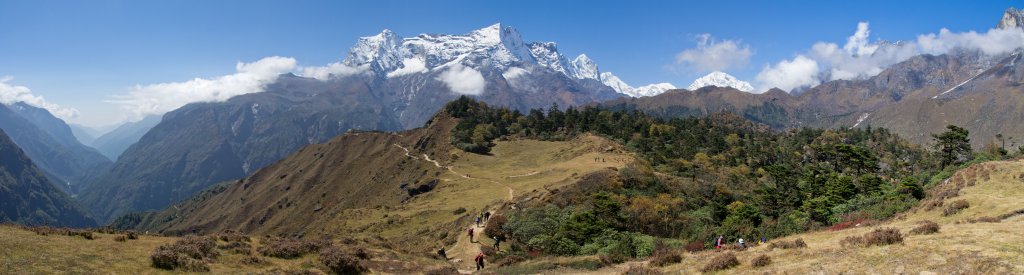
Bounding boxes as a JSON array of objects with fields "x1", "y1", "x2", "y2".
[
  {"x1": 688, "y1": 71, "x2": 754, "y2": 92},
  {"x1": 600, "y1": 72, "x2": 675, "y2": 97},
  {"x1": 999, "y1": 7, "x2": 1024, "y2": 29},
  {"x1": 571, "y1": 54, "x2": 601, "y2": 80}
]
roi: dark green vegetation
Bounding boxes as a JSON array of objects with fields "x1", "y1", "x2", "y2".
[
  {"x1": 0, "y1": 129, "x2": 97, "y2": 227},
  {"x1": 443, "y1": 96, "x2": 969, "y2": 260}
]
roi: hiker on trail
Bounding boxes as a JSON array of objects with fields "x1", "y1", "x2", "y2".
[
  {"x1": 761, "y1": 237, "x2": 767, "y2": 244},
  {"x1": 493, "y1": 236, "x2": 501, "y2": 250},
  {"x1": 484, "y1": 211, "x2": 491, "y2": 221},
  {"x1": 475, "y1": 252, "x2": 485, "y2": 270},
  {"x1": 468, "y1": 227, "x2": 475, "y2": 242},
  {"x1": 738, "y1": 238, "x2": 746, "y2": 248},
  {"x1": 475, "y1": 216, "x2": 482, "y2": 227},
  {"x1": 716, "y1": 235, "x2": 724, "y2": 249},
  {"x1": 437, "y1": 247, "x2": 447, "y2": 259}
]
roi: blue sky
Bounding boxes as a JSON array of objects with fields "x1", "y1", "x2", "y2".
[{"x1": 0, "y1": 0, "x2": 1015, "y2": 127}]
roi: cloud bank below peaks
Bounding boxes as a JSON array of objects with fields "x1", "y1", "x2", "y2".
[
  {"x1": 0, "y1": 77, "x2": 79, "y2": 120},
  {"x1": 756, "y1": 22, "x2": 1024, "y2": 92}
]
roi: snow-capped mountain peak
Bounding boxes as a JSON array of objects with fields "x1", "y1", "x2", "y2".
[
  {"x1": 999, "y1": 7, "x2": 1024, "y2": 29},
  {"x1": 687, "y1": 71, "x2": 754, "y2": 92},
  {"x1": 571, "y1": 54, "x2": 601, "y2": 80},
  {"x1": 600, "y1": 72, "x2": 676, "y2": 97},
  {"x1": 344, "y1": 29, "x2": 404, "y2": 74}
]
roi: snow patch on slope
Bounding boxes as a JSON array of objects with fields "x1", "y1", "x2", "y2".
[{"x1": 687, "y1": 71, "x2": 754, "y2": 92}]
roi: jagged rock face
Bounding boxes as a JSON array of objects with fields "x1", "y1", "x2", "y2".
[{"x1": 998, "y1": 7, "x2": 1024, "y2": 30}]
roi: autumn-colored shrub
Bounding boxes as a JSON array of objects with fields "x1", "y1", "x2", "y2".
[
  {"x1": 751, "y1": 254, "x2": 771, "y2": 267},
  {"x1": 217, "y1": 230, "x2": 250, "y2": 243},
  {"x1": 767, "y1": 238, "x2": 806, "y2": 250},
  {"x1": 218, "y1": 241, "x2": 253, "y2": 254},
  {"x1": 683, "y1": 240, "x2": 704, "y2": 253},
  {"x1": 484, "y1": 214, "x2": 507, "y2": 239},
  {"x1": 424, "y1": 266, "x2": 459, "y2": 275},
  {"x1": 700, "y1": 252, "x2": 739, "y2": 272},
  {"x1": 240, "y1": 255, "x2": 268, "y2": 265},
  {"x1": 909, "y1": 220, "x2": 940, "y2": 235},
  {"x1": 259, "y1": 237, "x2": 331, "y2": 259},
  {"x1": 943, "y1": 200, "x2": 969, "y2": 216},
  {"x1": 863, "y1": 228, "x2": 903, "y2": 247},
  {"x1": 150, "y1": 236, "x2": 217, "y2": 271},
  {"x1": 319, "y1": 245, "x2": 367, "y2": 275},
  {"x1": 623, "y1": 265, "x2": 663, "y2": 275},
  {"x1": 649, "y1": 241, "x2": 682, "y2": 267},
  {"x1": 114, "y1": 235, "x2": 127, "y2": 242}
]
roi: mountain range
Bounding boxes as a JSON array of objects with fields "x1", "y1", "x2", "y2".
[
  {"x1": 0, "y1": 103, "x2": 112, "y2": 194},
  {"x1": 0, "y1": 128, "x2": 96, "y2": 227}
]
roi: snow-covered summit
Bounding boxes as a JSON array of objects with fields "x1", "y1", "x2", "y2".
[
  {"x1": 600, "y1": 72, "x2": 676, "y2": 97},
  {"x1": 999, "y1": 7, "x2": 1024, "y2": 29},
  {"x1": 687, "y1": 71, "x2": 754, "y2": 92},
  {"x1": 338, "y1": 23, "x2": 676, "y2": 98}
]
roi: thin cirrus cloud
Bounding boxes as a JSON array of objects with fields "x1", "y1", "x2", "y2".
[
  {"x1": 755, "y1": 22, "x2": 1024, "y2": 92},
  {"x1": 675, "y1": 34, "x2": 753, "y2": 73},
  {"x1": 0, "y1": 76, "x2": 80, "y2": 120}
]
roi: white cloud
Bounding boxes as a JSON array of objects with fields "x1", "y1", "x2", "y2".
[
  {"x1": 0, "y1": 77, "x2": 79, "y2": 120},
  {"x1": 675, "y1": 34, "x2": 753, "y2": 73},
  {"x1": 386, "y1": 58, "x2": 428, "y2": 78},
  {"x1": 755, "y1": 22, "x2": 1024, "y2": 92},
  {"x1": 501, "y1": 67, "x2": 530, "y2": 80},
  {"x1": 436, "y1": 64, "x2": 485, "y2": 95},
  {"x1": 755, "y1": 55, "x2": 821, "y2": 92},
  {"x1": 298, "y1": 62, "x2": 367, "y2": 81},
  {"x1": 110, "y1": 56, "x2": 296, "y2": 119}
]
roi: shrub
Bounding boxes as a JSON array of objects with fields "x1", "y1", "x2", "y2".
[
  {"x1": 114, "y1": 235, "x2": 127, "y2": 242},
  {"x1": 751, "y1": 254, "x2": 771, "y2": 267},
  {"x1": 218, "y1": 241, "x2": 253, "y2": 254},
  {"x1": 126, "y1": 231, "x2": 139, "y2": 240},
  {"x1": 495, "y1": 255, "x2": 526, "y2": 267},
  {"x1": 150, "y1": 236, "x2": 217, "y2": 271},
  {"x1": 217, "y1": 230, "x2": 250, "y2": 242},
  {"x1": 452, "y1": 207, "x2": 467, "y2": 215},
  {"x1": 240, "y1": 255, "x2": 268, "y2": 265},
  {"x1": 623, "y1": 265, "x2": 663, "y2": 275},
  {"x1": 480, "y1": 246, "x2": 497, "y2": 257},
  {"x1": 943, "y1": 200, "x2": 969, "y2": 216},
  {"x1": 484, "y1": 214, "x2": 507, "y2": 239},
  {"x1": 700, "y1": 252, "x2": 739, "y2": 272},
  {"x1": 259, "y1": 237, "x2": 331, "y2": 259},
  {"x1": 969, "y1": 216, "x2": 1002, "y2": 223},
  {"x1": 767, "y1": 238, "x2": 806, "y2": 250},
  {"x1": 650, "y1": 252, "x2": 682, "y2": 267},
  {"x1": 909, "y1": 220, "x2": 940, "y2": 235},
  {"x1": 839, "y1": 236, "x2": 864, "y2": 248},
  {"x1": 863, "y1": 228, "x2": 903, "y2": 247},
  {"x1": 424, "y1": 266, "x2": 459, "y2": 275},
  {"x1": 683, "y1": 240, "x2": 704, "y2": 253},
  {"x1": 319, "y1": 246, "x2": 368, "y2": 275}
]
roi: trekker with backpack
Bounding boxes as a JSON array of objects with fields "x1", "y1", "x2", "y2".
[
  {"x1": 475, "y1": 252, "x2": 485, "y2": 270},
  {"x1": 468, "y1": 227, "x2": 475, "y2": 242},
  {"x1": 493, "y1": 236, "x2": 501, "y2": 250}
]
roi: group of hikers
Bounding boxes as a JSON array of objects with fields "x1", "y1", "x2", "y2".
[
  {"x1": 437, "y1": 210, "x2": 500, "y2": 271},
  {"x1": 715, "y1": 235, "x2": 768, "y2": 249}
]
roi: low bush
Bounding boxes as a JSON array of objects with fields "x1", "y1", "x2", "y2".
[
  {"x1": 840, "y1": 236, "x2": 864, "y2": 248},
  {"x1": 424, "y1": 266, "x2": 459, "y2": 275},
  {"x1": 767, "y1": 238, "x2": 806, "y2": 250},
  {"x1": 494, "y1": 255, "x2": 526, "y2": 267},
  {"x1": 909, "y1": 220, "x2": 940, "y2": 235},
  {"x1": 150, "y1": 236, "x2": 218, "y2": 271},
  {"x1": 452, "y1": 207, "x2": 467, "y2": 215},
  {"x1": 864, "y1": 228, "x2": 903, "y2": 246},
  {"x1": 650, "y1": 252, "x2": 682, "y2": 267},
  {"x1": 683, "y1": 240, "x2": 704, "y2": 253},
  {"x1": 480, "y1": 245, "x2": 497, "y2": 257},
  {"x1": 218, "y1": 241, "x2": 253, "y2": 254},
  {"x1": 217, "y1": 230, "x2": 250, "y2": 243},
  {"x1": 114, "y1": 235, "x2": 127, "y2": 242},
  {"x1": 28, "y1": 227, "x2": 95, "y2": 240},
  {"x1": 126, "y1": 231, "x2": 139, "y2": 240},
  {"x1": 258, "y1": 237, "x2": 331, "y2": 259},
  {"x1": 751, "y1": 254, "x2": 771, "y2": 267},
  {"x1": 943, "y1": 200, "x2": 969, "y2": 216},
  {"x1": 319, "y1": 245, "x2": 368, "y2": 275},
  {"x1": 240, "y1": 255, "x2": 268, "y2": 265},
  {"x1": 700, "y1": 252, "x2": 739, "y2": 272},
  {"x1": 623, "y1": 265, "x2": 663, "y2": 275},
  {"x1": 484, "y1": 214, "x2": 507, "y2": 239}
]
